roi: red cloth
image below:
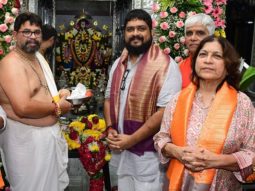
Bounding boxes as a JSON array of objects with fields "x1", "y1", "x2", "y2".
[
  {"x1": 14, "y1": 0, "x2": 21, "y2": 8},
  {"x1": 179, "y1": 56, "x2": 192, "y2": 89}
]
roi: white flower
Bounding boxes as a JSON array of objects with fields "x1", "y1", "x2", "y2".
[
  {"x1": 175, "y1": 56, "x2": 183, "y2": 63},
  {"x1": 5, "y1": 12, "x2": 10, "y2": 18},
  {"x1": 184, "y1": 49, "x2": 189, "y2": 56},
  {"x1": 11, "y1": 8, "x2": 19, "y2": 16},
  {"x1": 187, "y1": 11, "x2": 197, "y2": 17},
  {"x1": 180, "y1": 36, "x2": 185, "y2": 44},
  {"x1": 9, "y1": 23, "x2": 14, "y2": 31}
]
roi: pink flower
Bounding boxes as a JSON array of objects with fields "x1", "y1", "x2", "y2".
[
  {"x1": 175, "y1": 56, "x2": 183, "y2": 63},
  {"x1": 176, "y1": 20, "x2": 184, "y2": 28},
  {"x1": 160, "y1": 11, "x2": 168, "y2": 19},
  {"x1": 174, "y1": 43, "x2": 180, "y2": 50},
  {"x1": 152, "y1": 19, "x2": 158, "y2": 28},
  {"x1": 163, "y1": 47, "x2": 171, "y2": 54},
  {"x1": 0, "y1": 3, "x2": 3, "y2": 9},
  {"x1": 160, "y1": 22, "x2": 169, "y2": 30},
  {"x1": 203, "y1": 0, "x2": 213, "y2": 6},
  {"x1": 5, "y1": 16, "x2": 15, "y2": 24},
  {"x1": 179, "y1": 11, "x2": 186, "y2": 18},
  {"x1": 212, "y1": 6, "x2": 223, "y2": 18},
  {"x1": 184, "y1": 49, "x2": 189, "y2": 56},
  {"x1": 170, "y1": 7, "x2": 178, "y2": 14},
  {"x1": 12, "y1": 8, "x2": 19, "y2": 16},
  {"x1": 215, "y1": 18, "x2": 226, "y2": 28},
  {"x1": 204, "y1": 5, "x2": 213, "y2": 14},
  {"x1": 168, "y1": 31, "x2": 176, "y2": 38},
  {"x1": 0, "y1": 49, "x2": 3, "y2": 55},
  {"x1": 4, "y1": 35, "x2": 12, "y2": 43},
  {"x1": 0, "y1": 23, "x2": 8, "y2": 32},
  {"x1": 180, "y1": 36, "x2": 185, "y2": 44},
  {"x1": 159, "y1": 36, "x2": 167, "y2": 43},
  {"x1": 151, "y1": 3, "x2": 160, "y2": 13},
  {"x1": 0, "y1": 0, "x2": 7, "y2": 5}
]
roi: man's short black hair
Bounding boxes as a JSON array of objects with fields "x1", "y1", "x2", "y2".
[
  {"x1": 14, "y1": 12, "x2": 42, "y2": 31},
  {"x1": 124, "y1": 9, "x2": 152, "y2": 30}
]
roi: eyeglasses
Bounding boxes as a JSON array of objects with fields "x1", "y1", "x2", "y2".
[
  {"x1": 18, "y1": 30, "x2": 42, "y2": 38},
  {"x1": 120, "y1": 69, "x2": 130, "y2": 90}
]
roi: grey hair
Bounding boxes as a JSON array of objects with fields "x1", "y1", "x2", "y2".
[{"x1": 185, "y1": 13, "x2": 215, "y2": 35}]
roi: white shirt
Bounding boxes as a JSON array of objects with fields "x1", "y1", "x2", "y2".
[{"x1": 105, "y1": 54, "x2": 182, "y2": 181}]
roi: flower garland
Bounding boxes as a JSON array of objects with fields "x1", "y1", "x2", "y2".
[
  {"x1": 152, "y1": 0, "x2": 227, "y2": 63},
  {"x1": 63, "y1": 114, "x2": 111, "y2": 191},
  {"x1": 0, "y1": 0, "x2": 19, "y2": 60}
]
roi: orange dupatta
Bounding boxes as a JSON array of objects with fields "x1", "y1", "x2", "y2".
[
  {"x1": 167, "y1": 82, "x2": 237, "y2": 191},
  {"x1": 179, "y1": 56, "x2": 192, "y2": 89}
]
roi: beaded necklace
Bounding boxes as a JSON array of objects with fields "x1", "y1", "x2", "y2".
[{"x1": 14, "y1": 48, "x2": 49, "y2": 94}]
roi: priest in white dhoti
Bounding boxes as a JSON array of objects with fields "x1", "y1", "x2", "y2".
[{"x1": 0, "y1": 12, "x2": 72, "y2": 191}]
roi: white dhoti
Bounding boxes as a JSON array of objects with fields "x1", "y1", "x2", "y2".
[{"x1": 0, "y1": 118, "x2": 69, "y2": 191}]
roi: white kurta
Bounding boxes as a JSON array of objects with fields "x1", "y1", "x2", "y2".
[
  {"x1": 105, "y1": 55, "x2": 182, "y2": 183},
  {"x1": 0, "y1": 119, "x2": 69, "y2": 191}
]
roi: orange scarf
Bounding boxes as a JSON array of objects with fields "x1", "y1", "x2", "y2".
[
  {"x1": 0, "y1": 171, "x2": 4, "y2": 189},
  {"x1": 167, "y1": 82, "x2": 237, "y2": 190},
  {"x1": 179, "y1": 56, "x2": 192, "y2": 89}
]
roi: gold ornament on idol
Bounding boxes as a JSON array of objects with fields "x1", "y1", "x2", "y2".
[{"x1": 14, "y1": 48, "x2": 49, "y2": 94}]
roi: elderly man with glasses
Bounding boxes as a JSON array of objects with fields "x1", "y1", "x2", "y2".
[{"x1": 0, "y1": 12, "x2": 71, "y2": 191}]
